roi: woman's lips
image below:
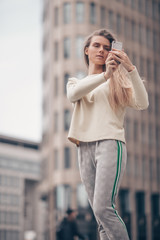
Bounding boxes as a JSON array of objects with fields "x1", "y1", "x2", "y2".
[{"x1": 96, "y1": 55, "x2": 104, "y2": 59}]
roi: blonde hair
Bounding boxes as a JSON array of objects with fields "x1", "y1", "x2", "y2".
[{"x1": 84, "y1": 29, "x2": 133, "y2": 111}]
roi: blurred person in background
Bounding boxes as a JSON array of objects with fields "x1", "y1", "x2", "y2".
[
  {"x1": 67, "y1": 29, "x2": 149, "y2": 240},
  {"x1": 56, "y1": 208, "x2": 86, "y2": 240}
]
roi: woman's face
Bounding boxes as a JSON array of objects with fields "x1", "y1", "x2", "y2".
[{"x1": 85, "y1": 36, "x2": 111, "y2": 66}]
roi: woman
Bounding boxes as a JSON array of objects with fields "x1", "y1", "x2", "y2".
[{"x1": 67, "y1": 29, "x2": 149, "y2": 240}]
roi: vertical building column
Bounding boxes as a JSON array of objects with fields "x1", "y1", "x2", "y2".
[{"x1": 146, "y1": 191, "x2": 152, "y2": 240}]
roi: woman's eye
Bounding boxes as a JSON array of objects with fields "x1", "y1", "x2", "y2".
[{"x1": 105, "y1": 47, "x2": 111, "y2": 51}]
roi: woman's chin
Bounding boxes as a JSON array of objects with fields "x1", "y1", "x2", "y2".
[{"x1": 93, "y1": 60, "x2": 105, "y2": 66}]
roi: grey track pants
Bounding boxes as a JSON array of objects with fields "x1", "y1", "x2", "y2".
[{"x1": 77, "y1": 139, "x2": 129, "y2": 240}]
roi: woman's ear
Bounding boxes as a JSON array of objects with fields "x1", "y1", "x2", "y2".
[{"x1": 85, "y1": 47, "x2": 88, "y2": 55}]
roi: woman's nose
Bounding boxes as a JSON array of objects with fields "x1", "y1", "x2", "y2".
[{"x1": 99, "y1": 46, "x2": 104, "y2": 52}]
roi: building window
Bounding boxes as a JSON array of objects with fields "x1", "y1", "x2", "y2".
[
  {"x1": 0, "y1": 175, "x2": 19, "y2": 188},
  {"x1": 0, "y1": 193, "x2": 19, "y2": 206},
  {"x1": 146, "y1": 27, "x2": 152, "y2": 49},
  {"x1": 125, "y1": 118, "x2": 131, "y2": 141},
  {"x1": 54, "y1": 112, "x2": 58, "y2": 133},
  {"x1": 64, "y1": 37, "x2": 71, "y2": 59},
  {"x1": 76, "y1": 36, "x2": 84, "y2": 58},
  {"x1": 54, "y1": 41, "x2": 58, "y2": 61},
  {"x1": 131, "y1": 20, "x2": 136, "y2": 41},
  {"x1": 54, "y1": 76, "x2": 58, "y2": 97},
  {"x1": 155, "y1": 94, "x2": 159, "y2": 116},
  {"x1": 145, "y1": 0, "x2": 151, "y2": 16},
  {"x1": 138, "y1": 0, "x2": 143, "y2": 13},
  {"x1": 134, "y1": 120, "x2": 138, "y2": 141},
  {"x1": 77, "y1": 183, "x2": 89, "y2": 209},
  {"x1": 148, "y1": 92, "x2": 152, "y2": 114},
  {"x1": 64, "y1": 73, "x2": 69, "y2": 94},
  {"x1": 54, "y1": 149, "x2": 59, "y2": 170},
  {"x1": 119, "y1": 190, "x2": 131, "y2": 214},
  {"x1": 138, "y1": 23, "x2": 143, "y2": 44},
  {"x1": 141, "y1": 122, "x2": 147, "y2": 144},
  {"x1": 64, "y1": 109, "x2": 71, "y2": 131},
  {"x1": 108, "y1": 10, "x2": 114, "y2": 29},
  {"x1": 136, "y1": 192, "x2": 145, "y2": 217},
  {"x1": 55, "y1": 184, "x2": 71, "y2": 210},
  {"x1": 148, "y1": 123, "x2": 154, "y2": 146},
  {"x1": 149, "y1": 158, "x2": 154, "y2": 181},
  {"x1": 0, "y1": 211, "x2": 19, "y2": 225},
  {"x1": 90, "y1": 2, "x2": 96, "y2": 24},
  {"x1": 153, "y1": 61, "x2": 158, "y2": 84},
  {"x1": 116, "y1": 14, "x2": 122, "y2": 35},
  {"x1": 146, "y1": 58, "x2": 152, "y2": 80},
  {"x1": 152, "y1": 0, "x2": 159, "y2": 20},
  {"x1": 76, "y1": 2, "x2": 84, "y2": 23},
  {"x1": 142, "y1": 155, "x2": 146, "y2": 181},
  {"x1": 63, "y1": 3, "x2": 71, "y2": 24},
  {"x1": 64, "y1": 147, "x2": 71, "y2": 168},
  {"x1": 0, "y1": 230, "x2": 19, "y2": 240},
  {"x1": 134, "y1": 155, "x2": 139, "y2": 177},
  {"x1": 54, "y1": 7, "x2": 59, "y2": 26},
  {"x1": 157, "y1": 158, "x2": 160, "y2": 185},
  {"x1": 139, "y1": 56, "x2": 145, "y2": 76},
  {"x1": 132, "y1": 52, "x2": 137, "y2": 65},
  {"x1": 151, "y1": 194, "x2": 160, "y2": 218},
  {"x1": 153, "y1": 31, "x2": 159, "y2": 52},
  {"x1": 100, "y1": 6, "x2": 106, "y2": 27},
  {"x1": 131, "y1": 0, "x2": 136, "y2": 9},
  {"x1": 126, "y1": 153, "x2": 130, "y2": 176},
  {"x1": 124, "y1": 17, "x2": 130, "y2": 38}
]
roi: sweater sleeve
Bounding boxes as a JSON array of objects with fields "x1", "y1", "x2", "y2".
[
  {"x1": 128, "y1": 68, "x2": 149, "y2": 110},
  {"x1": 67, "y1": 72, "x2": 106, "y2": 103}
]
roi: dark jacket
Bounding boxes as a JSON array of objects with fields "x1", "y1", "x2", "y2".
[{"x1": 56, "y1": 217, "x2": 85, "y2": 240}]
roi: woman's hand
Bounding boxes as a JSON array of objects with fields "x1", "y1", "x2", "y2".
[
  {"x1": 110, "y1": 49, "x2": 135, "y2": 72},
  {"x1": 104, "y1": 52, "x2": 119, "y2": 80}
]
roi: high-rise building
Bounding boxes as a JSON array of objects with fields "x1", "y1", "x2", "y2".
[
  {"x1": 0, "y1": 135, "x2": 41, "y2": 240},
  {"x1": 40, "y1": 0, "x2": 160, "y2": 240}
]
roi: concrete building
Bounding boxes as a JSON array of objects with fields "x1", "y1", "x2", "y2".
[
  {"x1": 40, "y1": 0, "x2": 160, "y2": 239},
  {"x1": 0, "y1": 135, "x2": 41, "y2": 240}
]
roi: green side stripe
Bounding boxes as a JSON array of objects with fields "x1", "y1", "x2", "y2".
[
  {"x1": 115, "y1": 141, "x2": 122, "y2": 197},
  {"x1": 111, "y1": 141, "x2": 126, "y2": 228}
]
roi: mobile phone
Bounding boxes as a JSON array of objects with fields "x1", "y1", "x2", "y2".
[{"x1": 111, "y1": 41, "x2": 123, "y2": 50}]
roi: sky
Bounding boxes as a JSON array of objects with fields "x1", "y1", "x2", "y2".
[{"x1": 0, "y1": 0, "x2": 42, "y2": 142}]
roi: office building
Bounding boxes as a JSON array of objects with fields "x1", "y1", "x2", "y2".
[
  {"x1": 0, "y1": 135, "x2": 41, "y2": 240},
  {"x1": 41, "y1": 0, "x2": 160, "y2": 239}
]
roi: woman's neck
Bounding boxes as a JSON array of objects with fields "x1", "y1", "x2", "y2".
[{"x1": 88, "y1": 64, "x2": 103, "y2": 75}]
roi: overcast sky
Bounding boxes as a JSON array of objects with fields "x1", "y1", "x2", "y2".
[{"x1": 0, "y1": 0, "x2": 42, "y2": 142}]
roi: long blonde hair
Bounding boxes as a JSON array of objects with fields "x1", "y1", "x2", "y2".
[{"x1": 84, "y1": 29, "x2": 132, "y2": 111}]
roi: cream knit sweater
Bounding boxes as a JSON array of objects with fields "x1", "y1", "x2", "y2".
[{"x1": 67, "y1": 68, "x2": 149, "y2": 145}]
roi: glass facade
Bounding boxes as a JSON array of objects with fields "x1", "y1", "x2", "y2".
[
  {"x1": 55, "y1": 184, "x2": 71, "y2": 210},
  {"x1": 63, "y1": 3, "x2": 71, "y2": 24},
  {"x1": 100, "y1": 6, "x2": 106, "y2": 27},
  {"x1": 64, "y1": 109, "x2": 71, "y2": 131},
  {"x1": 64, "y1": 147, "x2": 70, "y2": 168},
  {"x1": 0, "y1": 230, "x2": 19, "y2": 240},
  {"x1": 64, "y1": 37, "x2": 71, "y2": 59},
  {"x1": 64, "y1": 73, "x2": 69, "y2": 94},
  {"x1": 54, "y1": 112, "x2": 58, "y2": 132},
  {"x1": 76, "y1": 2, "x2": 84, "y2": 23},
  {"x1": 90, "y1": 2, "x2": 96, "y2": 24},
  {"x1": 0, "y1": 157, "x2": 40, "y2": 174},
  {"x1": 76, "y1": 36, "x2": 84, "y2": 59}
]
